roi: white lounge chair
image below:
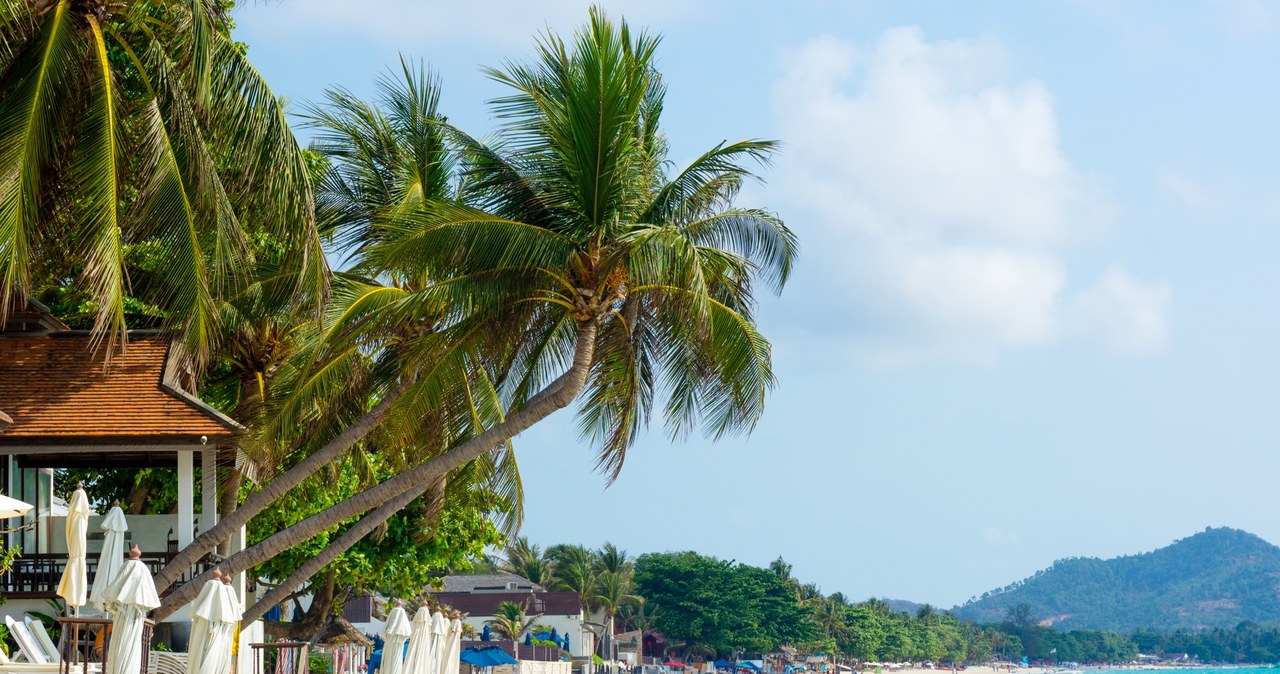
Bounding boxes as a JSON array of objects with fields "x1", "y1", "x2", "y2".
[
  {"x1": 0, "y1": 649, "x2": 97, "y2": 674},
  {"x1": 146, "y1": 651, "x2": 187, "y2": 674},
  {"x1": 0, "y1": 649, "x2": 60, "y2": 672},
  {"x1": 23, "y1": 618, "x2": 59, "y2": 664},
  {"x1": 4, "y1": 616, "x2": 48, "y2": 665}
]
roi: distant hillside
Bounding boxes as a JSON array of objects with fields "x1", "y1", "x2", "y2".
[
  {"x1": 952, "y1": 527, "x2": 1280, "y2": 632},
  {"x1": 884, "y1": 598, "x2": 923, "y2": 615}
]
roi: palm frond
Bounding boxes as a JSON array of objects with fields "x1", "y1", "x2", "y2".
[
  {"x1": 74, "y1": 17, "x2": 128, "y2": 354},
  {"x1": 0, "y1": 0, "x2": 79, "y2": 322}
]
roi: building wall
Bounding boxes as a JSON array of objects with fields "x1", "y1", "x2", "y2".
[
  {"x1": 46, "y1": 514, "x2": 189, "y2": 555},
  {"x1": 520, "y1": 661, "x2": 573, "y2": 674},
  {"x1": 459, "y1": 614, "x2": 595, "y2": 659}
]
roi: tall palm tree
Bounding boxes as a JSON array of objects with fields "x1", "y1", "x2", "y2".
[
  {"x1": 154, "y1": 58, "x2": 486, "y2": 598},
  {"x1": 156, "y1": 8, "x2": 796, "y2": 619},
  {"x1": 501, "y1": 536, "x2": 543, "y2": 574},
  {"x1": 814, "y1": 597, "x2": 849, "y2": 646},
  {"x1": 183, "y1": 64, "x2": 533, "y2": 621},
  {"x1": 488, "y1": 600, "x2": 540, "y2": 641},
  {"x1": 500, "y1": 536, "x2": 554, "y2": 585},
  {"x1": 0, "y1": 0, "x2": 323, "y2": 358},
  {"x1": 593, "y1": 570, "x2": 638, "y2": 658},
  {"x1": 550, "y1": 545, "x2": 598, "y2": 612},
  {"x1": 595, "y1": 542, "x2": 633, "y2": 579}
]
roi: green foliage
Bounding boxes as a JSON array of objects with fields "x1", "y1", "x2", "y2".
[
  {"x1": 57, "y1": 468, "x2": 181, "y2": 514},
  {"x1": 0, "y1": 0, "x2": 323, "y2": 361},
  {"x1": 633, "y1": 551, "x2": 818, "y2": 655},
  {"x1": 248, "y1": 451, "x2": 504, "y2": 602},
  {"x1": 309, "y1": 651, "x2": 332, "y2": 674}
]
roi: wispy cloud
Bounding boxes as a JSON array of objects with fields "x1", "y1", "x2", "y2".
[
  {"x1": 773, "y1": 28, "x2": 1170, "y2": 363},
  {"x1": 1161, "y1": 171, "x2": 1218, "y2": 214}
]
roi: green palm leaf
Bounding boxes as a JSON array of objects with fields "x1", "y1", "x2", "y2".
[{"x1": 0, "y1": 0, "x2": 78, "y2": 318}]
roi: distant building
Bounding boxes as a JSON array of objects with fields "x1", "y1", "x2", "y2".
[{"x1": 431, "y1": 574, "x2": 595, "y2": 659}]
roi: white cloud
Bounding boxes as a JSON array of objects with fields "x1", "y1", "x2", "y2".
[
  {"x1": 773, "y1": 28, "x2": 1170, "y2": 362},
  {"x1": 236, "y1": 0, "x2": 701, "y2": 46},
  {"x1": 1066, "y1": 269, "x2": 1172, "y2": 354},
  {"x1": 1217, "y1": 0, "x2": 1278, "y2": 37},
  {"x1": 1161, "y1": 170, "x2": 1217, "y2": 213}
]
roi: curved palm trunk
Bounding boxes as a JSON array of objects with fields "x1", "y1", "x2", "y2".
[
  {"x1": 240, "y1": 484, "x2": 422, "y2": 623},
  {"x1": 154, "y1": 319, "x2": 600, "y2": 620},
  {"x1": 154, "y1": 380, "x2": 411, "y2": 593},
  {"x1": 216, "y1": 467, "x2": 242, "y2": 556}
]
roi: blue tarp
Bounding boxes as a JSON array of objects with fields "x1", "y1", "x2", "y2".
[
  {"x1": 461, "y1": 647, "x2": 519, "y2": 667},
  {"x1": 736, "y1": 663, "x2": 761, "y2": 671},
  {"x1": 714, "y1": 660, "x2": 733, "y2": 669}
]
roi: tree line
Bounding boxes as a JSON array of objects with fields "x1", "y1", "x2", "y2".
[{"x1": 481, "y1": 542, "x2": 1280, "y2": 665}]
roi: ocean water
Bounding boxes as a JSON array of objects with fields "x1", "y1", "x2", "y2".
[{"x1": 1079, "y1": 669, "x2": 1278, "y2": 674}]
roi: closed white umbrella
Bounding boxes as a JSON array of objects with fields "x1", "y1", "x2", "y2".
[
  {"x1": 186, "y1": 570, "x2": 229, "y2": 674},
  {"x1": 56, "y1": 483, "x2": 90, "y2": 614},
  {"x1": 0, "y1": 493, "x2": 33, "y2": 519},
  {"x1": 402, "y1": 608, "x2": 434, "y2": 674},
  {"x1": 441, "y1": 619, "x2": 462, "y2": 674},
  {"x1": 103, "y1": 545, "x2": 161, "y2": 674},
  {"x1": 89, "y1": 501, "x2": 128, "y2": 612},
  {"x1": 195, "y1": 575, "x2": 240, "y2": 674},
  {"x1": 427, "y1": 612, "x2": 447, "y2": 674},
  {"x1": 381, "y1": 602, "x2": 412, "y2": 674}
]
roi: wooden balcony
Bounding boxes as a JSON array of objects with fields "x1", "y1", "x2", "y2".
[{"x1": 0, "y1": 552, "x2": 213, "y2": 600}]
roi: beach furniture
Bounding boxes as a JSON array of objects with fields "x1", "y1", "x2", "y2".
[
  {"x1": 24, "y1": 618, "x2": 60, "y2": 663},
  {"x1": 5, "y1": 616, "x2": 50, "y2": 665}
]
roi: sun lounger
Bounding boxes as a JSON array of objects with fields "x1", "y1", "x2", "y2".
[
  {"x1": 146, "y1": 651, "x2": 187, "y2": 674},
  {"x1": 4, "y1": 616, "x2": 49, "y2": 665},
  {"x1": 0, "y1": 649, "x2": 60, "y2": 671},
  {"x1": 0, "y1": 649, "x2": 97, "y2": 674},
  {"x1": 23, "y1": 618, "x2": 59, "y2": 664}
]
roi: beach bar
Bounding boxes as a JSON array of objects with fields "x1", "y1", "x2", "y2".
[{"x1": 0, "y1": 301, "x2": 247, "y2": 634}]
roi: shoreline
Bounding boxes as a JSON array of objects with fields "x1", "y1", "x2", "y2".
[{"x1": 863, "y1": 667, "x2": 1277, "y2": 674}]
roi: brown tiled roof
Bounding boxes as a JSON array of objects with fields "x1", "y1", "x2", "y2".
[
  {"x1": 432, "y1": 591, "x2": 582, "y2": 618},
  {"x1": 0, "y1": 332, "x2": 242, "y2": 449},
  {"x1": 439, "y1": 573, "x2": 546, "y2": 593}
]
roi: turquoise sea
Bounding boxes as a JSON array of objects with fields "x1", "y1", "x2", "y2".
[{"x1": 1077, "y1": 670, "x2": 1279, "y2": 674}]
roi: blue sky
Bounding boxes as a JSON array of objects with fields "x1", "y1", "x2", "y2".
[{"x1": 235, "y1": 0, "x2": 1280, "y2": 607}]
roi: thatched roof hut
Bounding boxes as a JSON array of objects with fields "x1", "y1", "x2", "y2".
[{"x1": 314, "y1": 617, "x2": 372, "y2": 647}]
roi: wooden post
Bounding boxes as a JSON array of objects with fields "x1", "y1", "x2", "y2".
[
  {"x1": 201, "y1": 448, "x2": 218, "y2": 534},
  {"x1": 177, "y1": 451, "x2": 194, "y2": 548}
]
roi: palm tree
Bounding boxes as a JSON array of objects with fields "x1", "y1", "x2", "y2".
[
  {"x1": 153, "y1": 58, "x2": 485, "y2": 602},
  {"x1": 156, "y1": 8, "x2": 796, "y2": 619},
  {"x1": 595, "y1": 542, "x2": 633, "y2": 579},
  {"x1": 593, "y1": 571, "x2": 638, "y2": 659},
  {"x1": 550, "y1": 545, "x2": 598, "y2": 612},
  {"x1": 799, "y1": 582, "x2": 824, "y2": 605},
  {"x1": 0, "y1": 0, "x2": 322, "y2": 358},
  {"x1": 617, "y1": 597, "x2": 657, "y2": 648},
  {"x1": 488, "y1": 600, "x2": 540, "y2": 641},
  {"x1": 500, "y1": 536, "x2": 554, "y2": 585},
  {"x1": 502, "y1": 536, "x2": 543, "y2": 574},
  {"x1": 814, "y1": 597, "x2": 849, "y2": 647}
]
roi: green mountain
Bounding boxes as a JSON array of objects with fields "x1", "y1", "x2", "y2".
[{"x1": 952, "y1": 527, "x2": 1280, "y2": 632}]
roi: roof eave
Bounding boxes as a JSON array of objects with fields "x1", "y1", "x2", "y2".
[{"x1": 160, "y1": 340, "x2": 247, "y2": 435}]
